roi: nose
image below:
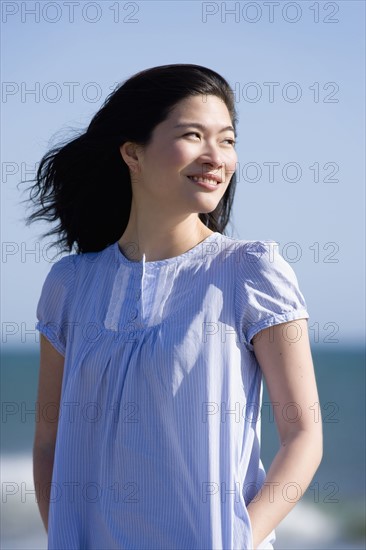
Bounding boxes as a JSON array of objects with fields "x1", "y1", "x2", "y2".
[{"x1": 199, "y1": 143, "x2": 224, "y2": 171}]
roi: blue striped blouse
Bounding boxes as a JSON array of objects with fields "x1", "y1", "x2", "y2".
[{"x1": 36, "y1": 232, "x2": 309, "y2": 549}]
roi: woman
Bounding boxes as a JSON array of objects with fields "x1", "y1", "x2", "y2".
[{"x1": 30, "y1": 64, "x2": 322, "y2": 549}]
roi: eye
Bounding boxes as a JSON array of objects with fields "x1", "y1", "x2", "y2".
[
  {"x1": 183, "y1": 133, "x2": 237, "y2": 146},
  {"x1": 183, "y1": 132, "x2": 201, "y2": 139},
  {"x1": 223, "y1": 138, "x2": 236, "y2": 146}
]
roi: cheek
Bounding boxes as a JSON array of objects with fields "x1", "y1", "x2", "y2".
[
  {"x1": 165, "y1": 143, "x2": 190, "y2": 166},
  {"x1": 226, "y1": 150, "x2": 238, "y2": 171},
  {"x1": 223, "y1": 156, "x2": 238, "y2": 182},
  {"x1": 151, "y1": 143, "x2": 188, "y2": 172}
]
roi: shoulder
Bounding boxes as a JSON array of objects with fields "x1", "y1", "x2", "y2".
[
  {"x1": 228, "y1": 238, "x2": 309, "y2": 350},
  {"x1": 37, "y1": 245, "x2": 114, "y2": 318},
  {"x1": 45, "y1": 244, "x2": 113, "y2": 281},
  {"x1": 220, "y1": 235, "x2": 285, "y2": 273},
  {"x1": 224, "y1": 236, "x2": 304, "y2": 296},
  {"x1": 43, "y1": 252, "x2": 81, "y2": 291},
  {"x1": 239, "y1": 240, "x2": 297, "y2": 281}
]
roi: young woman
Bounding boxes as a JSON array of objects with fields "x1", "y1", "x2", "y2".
[{"x1": 30, "y1": 64, "x2": 322, "y2": 549}]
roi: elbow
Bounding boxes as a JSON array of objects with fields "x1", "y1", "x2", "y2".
[
  {"x1": 306, "y1": 426, "x2": 324, "y2": 472},
  {"x1": 313, "y1": 420, "x2": 324, "y2": 466},
  {"x1": 282, "y1": 425, "x2": 323, "y2": 471},
  {"x1": 315, "y1": 431, "x2": 323, "y2": 469},
  {"x1": 33, "y1": 441, "x2": 56, "y2": 464}
]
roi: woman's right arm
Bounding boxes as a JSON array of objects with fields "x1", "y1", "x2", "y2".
[{"x1": 33, "y1": 334, "x2": 65, "y2": 532}]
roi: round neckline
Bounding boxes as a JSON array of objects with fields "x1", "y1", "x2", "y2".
[{"x1": 114, "y1": 232, "x2": 221, "y2": 267}]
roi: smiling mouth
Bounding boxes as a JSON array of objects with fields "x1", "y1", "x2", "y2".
[{"x1": 187, "y1": 176, "x2": 221, "y2": 186}]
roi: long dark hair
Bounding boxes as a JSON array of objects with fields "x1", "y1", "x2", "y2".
[{"x1": 25, "y1": 64, "x2": 238, "y2": 254}]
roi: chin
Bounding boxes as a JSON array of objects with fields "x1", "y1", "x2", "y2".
[{"x1": 195, "y1": 200, "x2": 221, "y2": 214}]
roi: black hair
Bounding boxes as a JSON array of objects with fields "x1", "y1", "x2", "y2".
[{"x1": 25, "y1": 64, "x2": 238, "y2": 254}]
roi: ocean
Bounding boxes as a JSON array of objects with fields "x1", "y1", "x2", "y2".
[{"x1": 1, "y1": 346, "x2": 365, "y2": 549}]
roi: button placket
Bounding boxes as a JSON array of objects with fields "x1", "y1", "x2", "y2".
[
  {"x1": 104, "y1": 265, "x2": 133, "y2": 332},
  {"x1": 126, "y1": 267, "x2": 143, "y2": 329}
]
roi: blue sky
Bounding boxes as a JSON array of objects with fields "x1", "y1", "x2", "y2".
[{"x1": 1, "y1": 0, "x2": 365, "y2": 348}]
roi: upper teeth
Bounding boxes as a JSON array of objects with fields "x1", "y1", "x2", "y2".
[{"x1": 189, "y1": 176, "x2": 218, "y2": 185}]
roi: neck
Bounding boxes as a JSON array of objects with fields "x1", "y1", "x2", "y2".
[{"x1": 118, "y1": 210, "x2": 213, "y2": 262}]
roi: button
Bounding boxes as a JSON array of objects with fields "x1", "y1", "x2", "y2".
[{"x1": 129, "y1": 309, "x2": 138, "y2": 320}]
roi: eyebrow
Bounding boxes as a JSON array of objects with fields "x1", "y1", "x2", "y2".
[{"x1": 174, "y1": 123, "x2": 236, "y2": 136}]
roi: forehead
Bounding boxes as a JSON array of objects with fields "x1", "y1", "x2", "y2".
[{"x1": 166, "y1": 94, "x2": 232, "y2": 124}]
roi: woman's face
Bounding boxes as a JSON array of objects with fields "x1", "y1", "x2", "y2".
[{"x1": 126, "y1": 94, "x2": 238, "y2": 216}]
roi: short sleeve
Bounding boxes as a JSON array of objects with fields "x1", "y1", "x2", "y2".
[
  {"x1": 36, "y1": 255, "x2": 76, "y2": 356},
  {"x1": 236, "y1": 241, "x2": 309, "y2": 352}
]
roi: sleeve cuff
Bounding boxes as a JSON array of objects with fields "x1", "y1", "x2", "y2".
[
  {"x1": 245, "y1": 309, "x2": 310, "y2": 352},
  {"x1": 36, "y1": 321, "x2": 66, "y2": 356}
]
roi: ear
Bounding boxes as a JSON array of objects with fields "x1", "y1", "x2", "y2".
[{"x1": 119, "y1": 142, "x2": 143, "y2": 174}]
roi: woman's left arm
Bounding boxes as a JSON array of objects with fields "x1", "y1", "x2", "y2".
[{"x1": 247, "y1": 318, "x2": 323, "y2": 549}]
